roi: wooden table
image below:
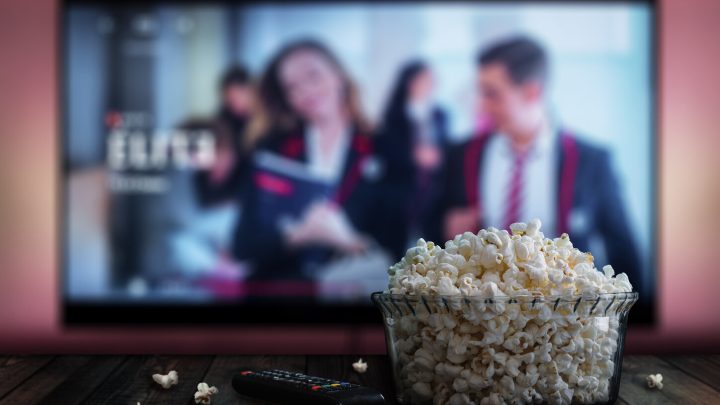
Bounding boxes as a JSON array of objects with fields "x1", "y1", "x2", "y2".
[{"x1": 0, "y1": 355, "x2": 718, "y2": 404}]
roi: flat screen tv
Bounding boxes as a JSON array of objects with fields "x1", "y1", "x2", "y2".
[{"x1": 62, "y1": 0, "x2": 657, "y2": 325}]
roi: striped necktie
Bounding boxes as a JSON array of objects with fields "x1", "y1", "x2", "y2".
[{"x1": 503, "y1": 151, "x2": 529, "y2": 231}]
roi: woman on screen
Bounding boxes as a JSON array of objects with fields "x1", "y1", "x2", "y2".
[
  {"x1": 234, "y1": 39, "x2": 391, "y2": 285},
  {"x1": 376, "y1": 60, "x2": 449, "y2": 250},
  {"x1": 193, "y1": 65, "x2": 255, "y2": 207}
]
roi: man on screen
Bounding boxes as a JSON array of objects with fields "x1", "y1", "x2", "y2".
[{"x1": 435, "y1": 36, "x2": 644, "y2": 297}]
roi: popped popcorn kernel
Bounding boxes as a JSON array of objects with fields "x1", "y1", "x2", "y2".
[
  {"x1": 152, "y1": 370, "x2": 178, "y2": 389},
  {"x1": 646, "y1": 373, "x2": 664, "y2": 390},
  {"x1": 352, "y1": 358, "x2": 368, "y2": 373},
  {"x1": 194, "y1": 382, "x2": 218, "y2": 404}
]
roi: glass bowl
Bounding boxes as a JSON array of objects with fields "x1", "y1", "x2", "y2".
[{"x1": 372, "y1": 291, "x2": 638, "y2": 405}]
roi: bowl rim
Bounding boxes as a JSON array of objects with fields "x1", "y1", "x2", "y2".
[{"x1": 371, "y1": 290, "x2": 639, "y2": 302}]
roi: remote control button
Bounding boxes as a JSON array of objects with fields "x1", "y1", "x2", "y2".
[
  {"x1": 240, "y1": 371, "x2": 253, "y2": 375},
  {"x1": 311, "y1": 385, "x2": 321, "y2": 391}
]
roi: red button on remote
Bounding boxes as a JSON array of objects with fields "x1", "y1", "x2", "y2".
[{"x1": 311, "y1": 385, "x2": 321, "y2": 391}]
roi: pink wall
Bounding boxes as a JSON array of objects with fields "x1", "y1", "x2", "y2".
[{"x1": 1, "y1": 0, "x2": 719, "y2": 354}]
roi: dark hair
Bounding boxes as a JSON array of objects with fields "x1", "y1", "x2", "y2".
[
  {"x1": 382, "y1": 60, "x2": 429, "y2": 128},
  {"x1": 477, "y1": 36, "x2": 548, "y2": 85},
  {"x1": 246, "y1": 39, "x2": 369, "y2": 147},
  {"x1": 219, "y1": 65, "x2": 251, "y2": 91},
  {"x1": 179, "y1": 118, "x2": 232, "y2": 148}
]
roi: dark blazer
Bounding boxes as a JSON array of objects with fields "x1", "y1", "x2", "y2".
[
  {"x1": 430, "y1": 130, "x2": 644, "y2": 295},
  {"x1": 193, "y1": 113, "x2": 249, "y2": 207},
  {"x1": 376, "y1": 106, "x2": 449, "y2": 183},
  {"x1": 374, "y1": 106, "x2": 449, "y2": 256},
  {"x1": 232, "y1": 128, "x2": 390, "y2": 280}
]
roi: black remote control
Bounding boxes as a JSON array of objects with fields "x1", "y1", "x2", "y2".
[{"x1": 232, "y1": 369, "x2": 386, "y2": 404}]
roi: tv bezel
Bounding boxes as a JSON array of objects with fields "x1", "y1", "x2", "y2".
[{"x1": 60, "y1": 0, "x2": 658, "y2": 326}]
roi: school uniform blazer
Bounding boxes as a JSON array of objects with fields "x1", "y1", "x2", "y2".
[
  {"x1": 374, "y1": 107, "x2": 449, "y2": 256},
  {"x1": 431, "y1": 130, "x2": 644, "y2": 293},
  {"x1": 233, "y1": 128, "x2": 389, "y2": 280},
  {"x1": 376, "y1": 106, "x2": 449, "y2": 184},
  {"x1": 193, "y1": 113, "x2": 249, "y2": 207}
]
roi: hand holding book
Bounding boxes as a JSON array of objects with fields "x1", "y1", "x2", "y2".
[{"x1": 285, "y1": 200, "x2": 368, "y2": 254}]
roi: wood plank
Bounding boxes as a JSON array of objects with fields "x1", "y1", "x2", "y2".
[
  {"x1": 33, "y1": 356, "x2": 128, "y2": 405},
  {"x1": 619, "y1": 355, "x2": 720, "y2": 405},
  {"x1": 3, "y1": 355, "x2": 718, "y2": 404},
  {"x1": 306, "y1": 355, "x2": 397, "y2": 404},
  {"x1": 664, "y1": 356, "x2": 720, "y2": 392},
  {"x1": 0, "y1": 356, "x2": 93, "y2": 404},
  {"x1": 81, "y1": 355, "x2": 214, "y2": 405},
  {"x1": 203, "y1": 355, "x2": 307, "y2": 405},
  {"x1": 708, "y1": 355, "x2": 720, "y2": 367},
  {"x1": 77, "y1": 356, "x2": 148, "y2": 405},
  {"x1": 0, "y1": 356, "x2": 54, "y2": 399}
]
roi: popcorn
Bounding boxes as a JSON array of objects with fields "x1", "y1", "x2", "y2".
[
  {"x1": 383, "y1": 219, "x2": 636, "y2": 405},
  {"x1": 646, "y1": 373, "x2": 664, "y2": 390},
  {"x1": 434, "y1": 276, "x2": 461, "y2": 296},
  {"x1": 352, "y1": 358, "x2": 368, "y2": 373},
  {"x1": 193, "y1": 382, "x2": 218, "y2": 404},
  {"x1": 152, "y1": 370, "x2": 178, "y2": 389},
  {"x1": 449, "y1": 392, "x2": 473, "y2": 405},
  {"x1": 413, "y1": 381, "x2": 433, "y2": 398}
]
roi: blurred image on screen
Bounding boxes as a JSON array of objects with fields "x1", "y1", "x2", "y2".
[{"x1": 63, "y1": 1, "x2": 655, "y2": 322}]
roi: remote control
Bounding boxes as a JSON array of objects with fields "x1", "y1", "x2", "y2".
[{"x1": 232, "y1": 369, "x2": 386, "y2": 404}]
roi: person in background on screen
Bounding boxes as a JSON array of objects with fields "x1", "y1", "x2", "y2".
[
  {"x1": 375, "y1": 60, "x2": 449, "y2": 257},
  {"x1": 432, "y1": 36, "x2": 644, "y2": 300},
  {"x1": 235, "y1": 39, "x2": 390, "y2": 281},
  {"x1": 194, "y1": 65, "x2": 254, "y2": 206}
]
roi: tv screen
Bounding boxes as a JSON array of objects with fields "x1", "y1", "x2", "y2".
[{"x1": 62, "y1": 0, "x2": 656, "y2": 324}]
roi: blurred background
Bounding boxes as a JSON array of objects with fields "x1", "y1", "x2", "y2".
[{"x1": 0, "y1": 0, "x2": 719, "y2": 354}]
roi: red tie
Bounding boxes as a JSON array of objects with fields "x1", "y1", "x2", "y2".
[{"x1": 503, "y1": 151, "x2": 528, "y2": 230}]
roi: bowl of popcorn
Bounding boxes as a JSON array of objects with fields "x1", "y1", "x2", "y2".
[{"x1": 371, "y1": 219, "x2": 638, "y2": 405}]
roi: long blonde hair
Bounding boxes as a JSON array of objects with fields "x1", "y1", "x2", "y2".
[{"x1": 245, "y1": 39, "x2": 371, "y2": 149}]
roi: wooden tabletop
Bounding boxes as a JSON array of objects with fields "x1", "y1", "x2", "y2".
[{"x1": 0, "y1": 355, "x2": 718, "y2": 404}]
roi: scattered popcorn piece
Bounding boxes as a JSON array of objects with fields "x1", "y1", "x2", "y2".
[
  {"x1": 352, "y1": 358, "x2": 368, "y2": 373},
  {"x1": 383, "y1": 219, "x2": 636, "y2": 405},
  {"x1": 152, "y1": 370, "x2": 178, "y2": 389},
  {"x1": 194, "y1": 382, "x2": 219, "y2": 404},
  {"x1": 646, "y1": 373, "x2": 664, "y2": 390}
]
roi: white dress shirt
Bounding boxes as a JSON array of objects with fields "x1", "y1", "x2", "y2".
[
  {"x1": 407, "y1": 101, "x2": 438, "y2": 145},
  {"x1": 305, "y1": 126, "x2": 351, "y2": 183},
  {"x1": 481, "y1": 122, "x2": 558, "y2": 235}
]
